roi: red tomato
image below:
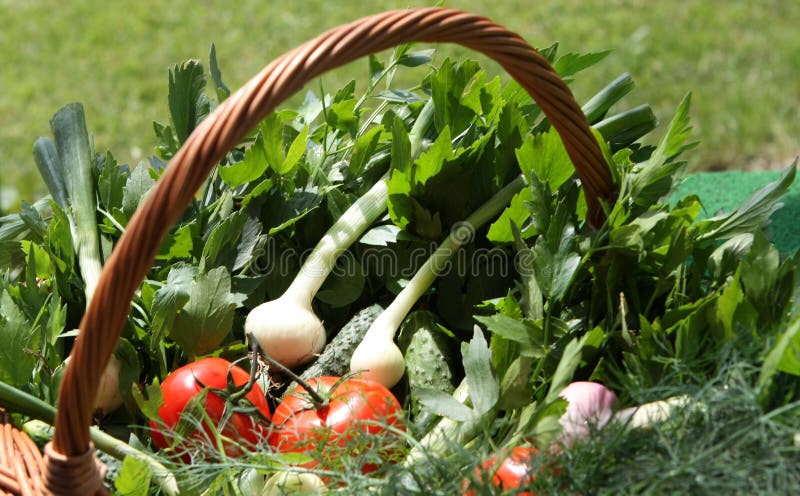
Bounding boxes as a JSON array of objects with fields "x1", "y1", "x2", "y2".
[
  {"x1": 149, "y1": 357, "x2": 271, "y2": 460},
  {"x1": 269, "y1": 376, "x2": 405, "y2": 472},
  {"x1": 464, "y1": 446, "x2": 553, "y2": 495}
]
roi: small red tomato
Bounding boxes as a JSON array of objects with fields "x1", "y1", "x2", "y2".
[
  {"x1": 149, "y1": 357, "x2": 271, "y2": 459},
  {"x1": 465, "y1": 446, "x2": 554, "y2": 495},
  {"x1": 269, "y1": 376, "x2": 405, "y2": 472}
]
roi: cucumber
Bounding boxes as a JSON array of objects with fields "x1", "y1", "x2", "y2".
[
  {"x1": 22, "y1": 419, "x2": 53, "y2": 447},
  {"x1": 398, "y1": 311, "x2": 461, "y2": 420},
  {"x1": 283, "y1": 304, "x2": 384, "y2": 396},
  {"x1": 403, "y1": 378, "x2": 495, "y2": 468}
]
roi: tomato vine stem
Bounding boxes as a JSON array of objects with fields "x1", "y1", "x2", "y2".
[{"x1": 249, "y1": 332, "x2": 328, "y2": 408}]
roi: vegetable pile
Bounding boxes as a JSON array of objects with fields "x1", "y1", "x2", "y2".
[{"x1": 1, "y1": 38, "x2": 800, "y2": 495}]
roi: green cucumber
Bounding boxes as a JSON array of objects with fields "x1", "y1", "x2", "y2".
[
  {"x1": 22, "y1": 419, "x2": 54, "y2": 447},
  {"x1": 283, "y1": 304, "x2": 384, "y2": 396},
  {"x1": 398, "y1": 311, "x2": 461, "y2": 420}
]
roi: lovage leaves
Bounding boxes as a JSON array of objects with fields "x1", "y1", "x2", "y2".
[{"x1": 169, "y1": 266, "x2": 237, "y2": 357}]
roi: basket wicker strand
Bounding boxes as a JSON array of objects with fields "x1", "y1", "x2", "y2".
[
  {"x1": 3, "y1": 7, "x2": 617, "y2": 494},
  {"x1": 1, "y1": 411, "x2": 45, "y2": 496}
]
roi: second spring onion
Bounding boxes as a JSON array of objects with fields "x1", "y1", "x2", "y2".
[{"x1": 350, "y1": 175, "x2": 527, "y2": 388}]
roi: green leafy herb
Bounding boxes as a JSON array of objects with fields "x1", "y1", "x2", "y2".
[
  {"x1": 168, "y1": 60, "x2": 210, "y2": 145},
  {"x1": 114, "y1": 456, "x2": 153, "y2": 496},
  {"x1": 169, "y1": 266, "x2": 237, "y2": 356},
  {"x1": 0, "y1": 290, "x2": 40, "y2": 387}
]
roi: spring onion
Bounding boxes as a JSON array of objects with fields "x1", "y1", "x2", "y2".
[
  {"x1": 350, "y1": 175, "x2": 527, "y2": 388},
  {"x1": 45, "y1": 104, "x2": 129, "y2": 414},
  {"x1": 244, "y1": 102, "x2": 433, "y2": 369}
]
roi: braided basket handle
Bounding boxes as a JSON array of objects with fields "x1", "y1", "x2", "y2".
[{"x1": 47, "y1": 7, "x2": 614, "y2": 493}]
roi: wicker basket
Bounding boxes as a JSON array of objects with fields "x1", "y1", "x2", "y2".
[{"x1": 2, "y1": 7, "x2": 615, "y2": 494}]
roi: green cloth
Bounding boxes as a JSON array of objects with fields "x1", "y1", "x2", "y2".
[{"x1": 673, "y1": 170, "x2": 800, "y2": 254}]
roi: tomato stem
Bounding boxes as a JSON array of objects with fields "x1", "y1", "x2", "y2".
[
  {"x1": 249, "y1": 332, "x2": 328, "y2": 408},
  {"x1": 227, "y1": 339, "x2": 265, "y2": 404}
]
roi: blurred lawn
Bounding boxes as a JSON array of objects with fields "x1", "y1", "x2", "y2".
[{"x1": 1, "y1": 0, "x2": 798, "y2": 207}]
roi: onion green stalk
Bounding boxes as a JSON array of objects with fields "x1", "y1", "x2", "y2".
[
  {"x1": 581, "y1": 73, "x2": 636, "y2": 124},
  {"x1": 33, "y1": 137, "x2": 69, "y2": 210},
  {"x1": 581, "y1": 73, "x2": 657, "y2": 147},
  {"x1": 245, "y1": 101, "x2": 433, "y2": 369},
  {"x1": 350, "y1": 175, "x2": 527, "y2": 388},
  {"x1": 46, "y1": 104, "x2": 127, "y2": 413},
  {"x1": 593, "y1": 104, "x2": 658, "y2": 146},
  {"x1": 50, "y1": 103, "x2": 103, "y2": 303}
]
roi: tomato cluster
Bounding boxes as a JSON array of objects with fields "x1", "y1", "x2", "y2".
[
  {"x1": 149, "y1": 357, "x2": 271, "y2": 460},
  {"x1": 147, "y1": 358, "x2": 559, "y2": 495},
  {"x1": 150, "y1": 360, "x2": 405, "y2": 473}
]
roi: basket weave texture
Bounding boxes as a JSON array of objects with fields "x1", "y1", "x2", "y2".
[
  {"x1": 4, "y1": 7, "x2": 616, "y2": 494},
  {"x1": 1, "y1": 412, "x2": 45, "y2": 496}
]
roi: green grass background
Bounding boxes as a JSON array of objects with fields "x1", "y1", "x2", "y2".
[{"x1": 1, "y1": 0, "x2": 798, "y2": 207}]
